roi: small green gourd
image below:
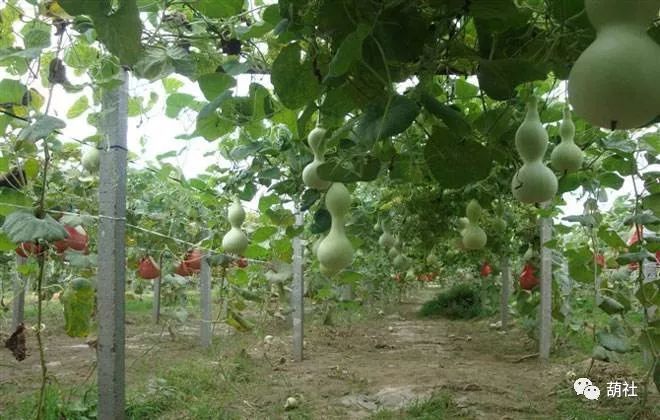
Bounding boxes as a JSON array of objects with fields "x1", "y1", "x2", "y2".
[
  {"x1": 379, "y1": 230, "x2": 395, "y2": 249},
  {"x1": 426, "y1": 253, "x2": 438, "y2": 265},
  {"x1": 387, "y1": 247, "x2": 400, "y2": 259},
  {"x1": 393, "y1": 254, "x2": 408, "y2": 270},
  {"x1": 511, "y1": 97, "x2": 558, "y2": 204},
  {"x1": 222, "y1": 198, "x2": 249, "y2": 255},
  {"x1": 568, "y1": 0, "x2": 660, "y2": 129},
  {"x1": 461, "y1": 200, "x2": 487, "y2": 250},
  {"x1": 81, "y1": 147, "x2": 100, "y2": 173},
  {"x1": 302, "y1": 127, "x2": 331, "y2": 190},
  {"x1": 551, "y1": 107, "x2": 584, "y2": 173},
  {"x1": 317, "y1": 183, "x2": 353, "y2": 275}
]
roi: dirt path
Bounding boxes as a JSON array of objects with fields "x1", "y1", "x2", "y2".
[
  {"x1": 264, "y1": 290, "x2": 566, "y2": 419},
  {"x1": 4, "y1": 288, "x2": 655, "y2": 419}
]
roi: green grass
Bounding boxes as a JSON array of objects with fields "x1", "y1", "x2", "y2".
[
  {"x1": 418, "y1": 283, "x2": 482, "y2": 320},
  {"x1": 368, "y1": 393, "x2": 465, "y2": 419}
]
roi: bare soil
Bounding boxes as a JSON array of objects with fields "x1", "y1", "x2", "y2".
[{"x1": 1, "y1": 288, "x2": 657, "y2": 419}]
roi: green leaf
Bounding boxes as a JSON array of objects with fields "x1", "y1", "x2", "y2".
[
  {"x1": 598, "y1": 172, "x2": 624, "y2": 190},
  {"x1": 616, "y1": 251, "x2": 656, "y2": 265},
  {"x1": 640, "y1": 133, "x2": 660, "y2": 153},
  {"x1": 165, "y1": 93, "x2": 196, "y2": 118},
  {"x1": 0, "y1": 231, "x2": 14, "y2": 251},
  {"x1": 624, "y1": 213, "x2": 660, "y2": 226},
  {"x1": 1, "y1": 211, "x2": 68, "y2": 242},
  {"x1": 17, "y1": 115, "x2": 66, "y2": 142},
  {"x1": 317, "y1": 155, "x2": 381, "y2": 183},
  {"x1": 21, "y1": 20, "x2": 51, "y2": 50},
  {"x1": 193, "y1": 0, "x2": 243, "y2": 18},
  {"x1": 311, "y1": 209, "x2": 331, "y2": 234},
  {"x1": 597, "y1": 331, "x2": 631, "y2": 353},
  {"x1": 0, "y1": 79, "x2": 27, "y2": 104},
  {"x1": 251, "y1": 226, "x2": 278, "y2": 243},
  {"x1": 420, "y1": 93, "x2": 471, "y2": 138},
  {"x1": 326, "y1": 23, "x2": 371, "y2": 79},
  {"x1": 271, "y1": 43, "x2": 321, "y2": 109},
  {"x1": 477, "y1": 59, "x2": 548, "y2": 100},
  {"x1": 198, "y1": 73, "x2": 236, "y2": 101},
  {"x1": 597, "y1": 296, "x2": 625, "y2": 315},
  {"x1": 597, "y1": 226, "x2": 626, "y2": 249},
  {"x1": 66, "y1": 95, "x2": 89, "y2": 119},
  {"x1": 424, "y1": 126, "x2": 493, "y2": 188},
  {"x1": 0, "y1": 190, "x2": 32, "y2": 216},
  {"x1": 643, "y1": 193, "x2": 660, "y2": 214},
  {"x1": 356, "y1": 95, "x2": 420, "y2": 146},
  {"x1": 60, "y1": 0, "x2": 142, "y2": 66},
  {"x1": 562, "y1": 214, "x2": 597, "y2": 227}
]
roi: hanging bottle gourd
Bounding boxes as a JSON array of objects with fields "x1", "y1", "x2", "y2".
[
  {"x1": 551, "y1": 107, "x2": 584, "y2": 173},
  {"x1": 511, "y1": 97, "x2": 558, "y2": 204},
  {"x1": 568, "y1": 0, "x2": 660, "y2": 130},
  {"x1": 302, "y1": 127, "x2": 332, "y2": 190},
  {"x1": 461, "y1": 199, "x2": 487, "y2": 250},
  {"x1": 222, "y1": 198, "x2": 248, "y2": 255},
  {"x1": 379, "y1": 228, "x2": 396, "y2": 249},
  {"x1": 317, "y1": 183, "x2": 354, "y2": 275}
]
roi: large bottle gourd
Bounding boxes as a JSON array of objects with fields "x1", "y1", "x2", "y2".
[
  {"x1": 511, "y1": 98, "x2": 558, "y2": 204},
  {"x1": 317, "y1": 183, "x2": 353, "y2": 275},
  {"x1": 222, "y1": 198, "x2": 249, "y2": 255},
  {"x1": 551, "y1": 107, "x2": 584, "y2": 173},
  {"x1": 302, "y1": 127, "x2": 331, "y2": 190},
  {"x1": 568, "y1": 0, "x2": 660, "y2": 129},
  {"x1": 461, "y1": 199, "x2": 487, "y2": 250}
]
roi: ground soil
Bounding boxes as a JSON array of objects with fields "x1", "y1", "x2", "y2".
[{"x1": 1, "y1": 288, "x2": 657, "y2": 419}]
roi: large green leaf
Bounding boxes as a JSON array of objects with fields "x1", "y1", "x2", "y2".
[
  {"x1": 420, "y1": 93, "x2": 471, "y2": 138},
  {"x1": 643, "y1": 193, "x2": 660, "y2": 214},
  {"x1": 1, "y1": 211, "x2": 68, "y2": 242},
  {"x1": 198, "y1": 73, "x2": 236, "y2": 101},
  {"x1": 477, "y1": 59, "x2": 548, "y2": 100},
  {"x1": 20, "y1": 20, "x2": 51, "y2": 50},
  {"x1": 17, "y1": 115, "x2": 65, "y2": 142},
  {"x1": 356, "y1": 95, "x2": 419, "y2": 146},
  {"x1": 60, "y1": 0, "x2": 142, "y2": 66},
  {"x1": 326, "y1": 23, "x2": 371, "y2": 79},
  {"x1": 271, "y1": 43, "x2": 321, "y2": 109},
  {"x1": 0, "y1": 79, "x2": 27, "y2": 104},
  {"x1": 424, "y1": 126, "x2": 493, "y2": 188},
  {"x1": 597, "y1": 331, "x2": 631, "y2": 353},
  {"x1": 193, "y1": 0, "x2": 243, "y2": 18},
  {"x1": 317, "y1": 155, "x2": 381, "y2": 183}
]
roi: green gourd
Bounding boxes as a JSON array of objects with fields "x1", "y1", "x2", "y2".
[
  {"x1": 551, "y1": 107, "x2": 584, "y2": 173},
  {"x1": 302, "y1": 127, "x2": 331, "y2": 190},
  {"x1": 81, "y1": 147, "x2": 100, "y2": 173},
  {"x1": 511, "y1": 97, "x2": 557, "y2": 204},
  {"x1": 393, "y1": 254, "x2": 408, "y2": 269},
  {"x1": 222, "y1": 198, "x2": 248, "y2": 255},
  {"x1": 379, "y1": 230, "x2": 395, "y2": 249},
  {"x1": 568, "y1": 0, "x2": 660, "y2": 129},
  {"x1": 387, "y1": 247, "x2": 400, "y2": 259},
  {"x1": 461, "y1": 200, "x2": 487, "y2": 250},
  {"x1": 457, "y1": 217, "x2": 469, "y2": 235},
  {"x1": 426, "y1": 253, "x2": 438, "y2": 265},
  {"x1": 317, "y1": 183, "x2": 353, "y2": 275}
]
